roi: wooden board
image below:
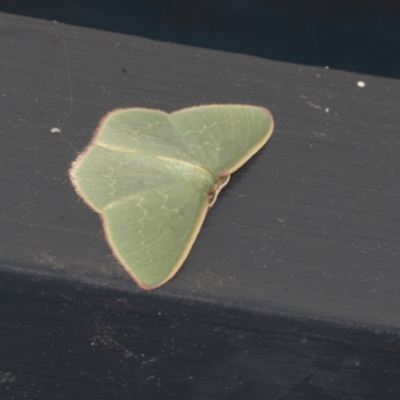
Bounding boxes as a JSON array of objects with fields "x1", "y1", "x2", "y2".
[{"x1": 1, "y1": 12, "x2": 399, "y2": 399}]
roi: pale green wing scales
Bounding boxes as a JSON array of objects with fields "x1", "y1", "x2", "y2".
[
  {"x1": 170, "y1": 105, "x2": 273, "y2": 176},
  {"x1": 95, "y1": 109, "x2": 196, "y2": 165},
  {"x1": 70, "y1": 104, "x2": 274, "y2": 289},
  {"x1": 71, "y1": 146, "x2": 213, "y2": 289},
  {"x1": 103, "y1": 172, "x2": 212, "y2": 289}
]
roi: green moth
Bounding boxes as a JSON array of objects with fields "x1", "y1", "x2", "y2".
[{"x1": 70, "y1": 104, "x2": 274, "y2": 289}]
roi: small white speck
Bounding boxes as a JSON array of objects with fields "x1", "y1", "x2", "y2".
[
  {"x1": 51, "y1": 127, "x2": 61, "y2": 133},
  {"x1": 325, "y1": 108, "x2": 329, "y2": 113},
  {"x1": 357, "y1": 81, "x2": 366, "y2": 88},
  {"x1": 325, "y1": 66, "x2": 329, "y2": 69}
]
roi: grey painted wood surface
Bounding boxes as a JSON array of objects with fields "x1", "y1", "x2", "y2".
[
  {"x1": 2, "y1": 11, "x2": 400, "y2": 399},
  {"x1": 1, "y1": 12, "x2": 399, "y2": 327}
]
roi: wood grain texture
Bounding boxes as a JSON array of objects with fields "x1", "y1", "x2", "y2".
[{"x1": 1, "y1": 12, "x2": 400, "y2": 399}]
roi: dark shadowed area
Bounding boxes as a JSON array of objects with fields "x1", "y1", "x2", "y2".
[{"x1": 1, "y1": 0, "x2": 400, "y2": 79}]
